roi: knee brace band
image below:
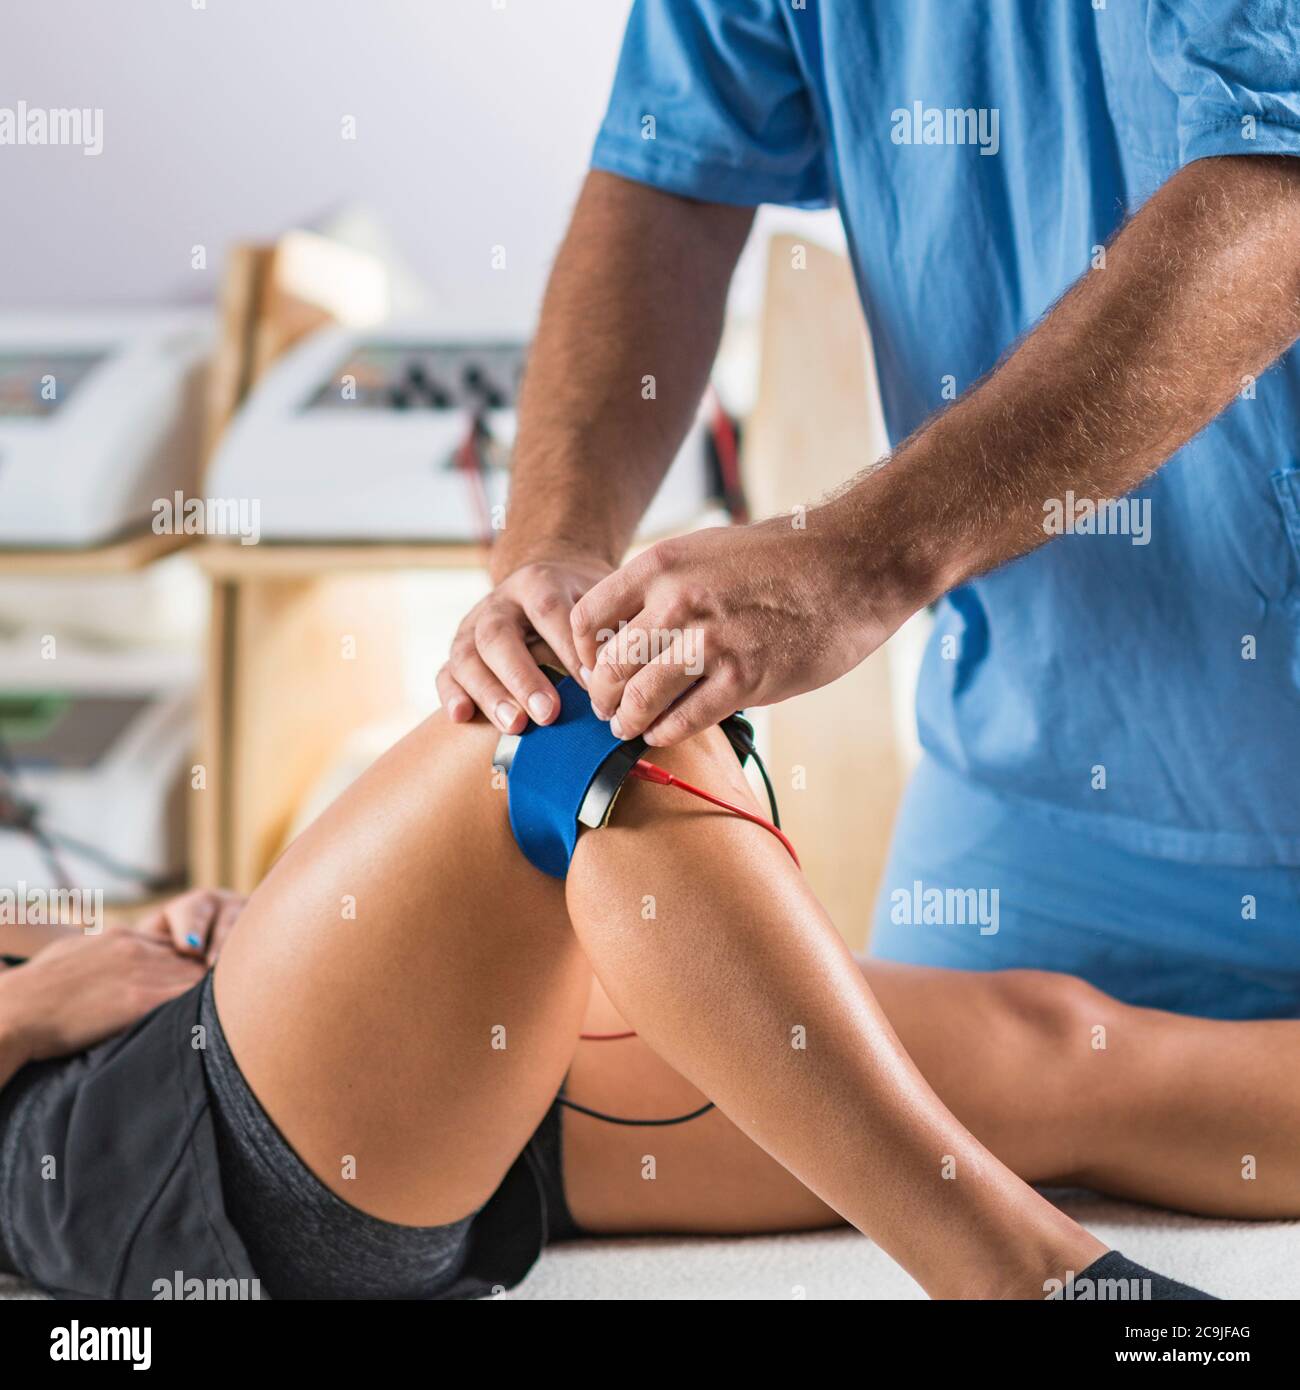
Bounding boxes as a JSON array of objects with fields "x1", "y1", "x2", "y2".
[
  {"x1": 493, "y1": 674, "x2": 757, "y2": 879},
  {"x1": 493, "y1": 675, "x2": 640, "y2": 878}
]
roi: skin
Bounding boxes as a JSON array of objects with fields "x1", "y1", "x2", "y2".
[
  {"x1": 436, "y1": 172, "x2": 754, "y2": 734},
  {"x1": 440, "y1": 157, "x2": 1300, "y2": 745},
  {"x1": 0, "y1": 891, "x2": 231, "y2": 1088},
  {"x1": 6, "y1": 874, "x2": 1298, "y2": 1237},
  {"x1": 4, "y1": 713, "x2": 1300, "y2": 1297},
  {"x1": 4, "y1": 712, "x2": 1101, "y2": 1299},
  {"x1": 568, "y1": 964, "x2": 1300, "y2": 1230}
]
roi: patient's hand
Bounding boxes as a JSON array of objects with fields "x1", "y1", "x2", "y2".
[
  {"x1": 135, "y1": 888, "x2": 247, "y2": 967},
  {"x1": 0, "y1": 929, "x2": 206, "y2": 1073}
]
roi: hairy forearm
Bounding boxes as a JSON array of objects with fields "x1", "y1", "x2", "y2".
[
  {"x1": 494, "y1": 171, "x2": 753, "y2": 581},
  {"x1": 831, "y1": 155, "x2": 1300, "y2": 612}
]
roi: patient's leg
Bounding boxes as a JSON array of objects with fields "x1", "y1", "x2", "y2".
[
  {"x1": 217, "y1": 710, "x2": 1104, "y2": 1297},
  {"x1": 566, "y1": 961, "x2": 1300, "y2": 1232},
  {"x1": 562, "y1": 728, "x2": 1106, "y2": 1298},
  {"x1": 214, "y1": 714, "x2": 592, "y2": 1226},
  {"x1": 865, "y1": 963, "x2": 1300, "y2": 1219}
]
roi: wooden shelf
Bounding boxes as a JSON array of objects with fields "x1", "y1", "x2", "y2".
[
  {"x1": 0, "y1": 529, "x2": 192, "y2": 576},
  {"x1": 192, "y1": 508, "x2": 722, "y2": 581},
  {"x1": 194, "y1": 538, "x2": 488, "y2": 579}
]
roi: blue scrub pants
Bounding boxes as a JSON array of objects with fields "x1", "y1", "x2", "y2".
[{"x1": 869, "y1": 757, "x2": 1300, "y2": 1021}]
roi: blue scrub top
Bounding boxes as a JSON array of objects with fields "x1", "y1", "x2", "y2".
[{"x1": 591, "y1": 0, "x2": 1300, "y2": 869}]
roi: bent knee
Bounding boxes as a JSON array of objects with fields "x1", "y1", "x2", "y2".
[
  {"x1": 989, "y1": 969, "x2": 1123, "y2": 1055},
  {"x1": 565, "y1": 722, "x2": 797, "y2": 932},
  {"x1": 501, "y1": 671, "x2": 762, "y2": 884}
]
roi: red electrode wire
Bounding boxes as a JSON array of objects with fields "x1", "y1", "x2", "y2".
[
  {"x1": 627, "y1": 758, "x2": 800, "y2": 868},
  {"x1": 576, "y1": 759, "x2": 800, "y2": 1043},
  {"x1": 456, "y1": 413, "x2": 495, "y2": 546},
  {"x1": 707, "y1": 384, "x2": 747, "y2": 524}
]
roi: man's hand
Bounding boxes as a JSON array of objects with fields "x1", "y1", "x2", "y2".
[
  {"x1": 572, "y1": 510, "x2": 899, "y2": 746},
  {"x1": 436, "y1": 555, "x2": 613, "y2": 733},
  {"x1": 578, "y1": 157, "x2": 1300, "y2": 751},
  {"x1": 438, "y1": 173, "x2": 753, "y2": 735}
]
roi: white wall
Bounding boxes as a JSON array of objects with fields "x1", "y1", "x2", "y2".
[
  {"x1": 0, "y1": 0, "x2": 634, "y2": 331},
  {"x1": 1, "y1": 1, "x2": 849, "y2": 330}
]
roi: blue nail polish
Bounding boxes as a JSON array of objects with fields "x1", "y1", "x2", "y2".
[{"x1": 186, "y1": 933, "x2": 202, "y2": 949}]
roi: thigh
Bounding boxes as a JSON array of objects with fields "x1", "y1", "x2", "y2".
[{"x1": 214, "y1": 712, "x2": 591, "y2": 1227}]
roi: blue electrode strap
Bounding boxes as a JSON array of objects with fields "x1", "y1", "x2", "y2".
[
  {"x1": 497, "y1": 676, "x2": 630, "y2": 879},
  {"x1": 495, "y1": 673, "x2": 760, "y2": 880}
]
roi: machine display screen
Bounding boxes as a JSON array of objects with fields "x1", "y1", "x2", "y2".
[
  {"x1": 0, "y1": 693, "x2": 147, "y2": 769},
  {"x1": 304, "y1": 341, "x2": 525, "y2": 412},
  {"x1": 0, "y1": 351, "x2": 106, "y2": 418}
]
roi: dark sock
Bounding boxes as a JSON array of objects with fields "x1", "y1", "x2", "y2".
[{"x1": 1053, "y1": 1250, "x2": 1218, "y2": 1301}]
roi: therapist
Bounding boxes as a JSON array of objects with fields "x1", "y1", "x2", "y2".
[{"x1": 438, "y1": 1, "x2": 1300, "y2": 1021}]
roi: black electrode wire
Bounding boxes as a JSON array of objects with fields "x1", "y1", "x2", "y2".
[
  {"x1": 562, "y1": 736, "x2": 782, "y2": 1128},
  {"x1": 557, "y1": 1095, "x2": 716, "y2": 1127},
  {"x1": 30, "y1": 823, "x2": 76, "y2": 893},
  {"x1": 0, "y1": 728, "x2": 71, "y2": 886},
  {"x1": 42, "y1": 828, "x2": 184, "y2": 894},
  {"x1": 0, "y1": 727, "x2": 182, "y2": 895},
  {"x1": 749, "y1": 743, "x2": 781, "y2": 830},
  {"x1": 0, "y1": 725, "x2": 20, "y2": 780}
]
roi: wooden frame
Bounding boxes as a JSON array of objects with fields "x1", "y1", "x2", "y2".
[
  {"x1": 0, "y1": 529, "x2": 190, "y2": 577},
  {"x1": 192, "y1": 540, "x2": 480, "y2": 890},
  {"x1": 743, "y1": 235, "x2": 903, "y2": 950}
]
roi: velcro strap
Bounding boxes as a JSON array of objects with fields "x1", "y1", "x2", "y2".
[
  {"x1": 497, "y1": 676, "x2": 627, "y2": 879},
  {"x1": 494, "y1": 675, "x2": 755, "y2": 880}
]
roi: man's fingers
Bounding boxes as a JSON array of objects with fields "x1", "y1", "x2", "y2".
[
  {"x1": 571, "y1": 563, "x2": 648, "y2": 669},
  {"x1": 476, "y1": 617, "x2": 561, "y2": 726},
  {"x1": 586, "y1": 608, "x2": 657, "y2": 718},
  {"x1": 521, "y1": 592, "x2": 586, "y2": 689},
  {"x1": 610, "y1": 657, "x2": 699, "y2": 741},
  {"x1": 448, "y1": 650, "x2": 530, "y2": 733},
  {"x1": 641, "y1": 678, "x2": 737, "y2": 748},
  {"x1": 435, "y1": 665, "x2": 474, "y2": 722}
]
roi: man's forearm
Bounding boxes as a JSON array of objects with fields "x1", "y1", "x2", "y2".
[
  {"x1": 831, "y1": 155, "x2": 1300, "y2": 613},
  {"x1": 494, "y1": 171, "x2": 754, "y2": 582}
]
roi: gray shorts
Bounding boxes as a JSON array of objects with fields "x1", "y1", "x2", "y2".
[
  {"x1": 0, "y1": 972, "x2": 576, "y2": 1299},
  {"x1": 198, "y1": 974, "x2": 577, "y2": 1298}
]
